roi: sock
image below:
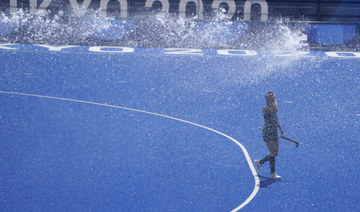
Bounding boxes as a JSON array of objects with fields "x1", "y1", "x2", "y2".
[
  {"x1": 270, "y1": 156, "x2": 276, "y2": 174},
  {"x1": 259, "y1": 154, "x2": 270, "y2": 164}
]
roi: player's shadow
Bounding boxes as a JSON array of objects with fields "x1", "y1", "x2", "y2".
[{"x1": 257, "y1": 175, "x2": 294, "y2": 188}]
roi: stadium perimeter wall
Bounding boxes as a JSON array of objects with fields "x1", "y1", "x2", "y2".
[{"x1": 0, "y1": 0, "x2": 359, "y2": 50}]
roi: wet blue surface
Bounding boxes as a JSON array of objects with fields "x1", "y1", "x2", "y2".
[{"x1": 0, "y1": 47, "x2": 359, "y2": 211}]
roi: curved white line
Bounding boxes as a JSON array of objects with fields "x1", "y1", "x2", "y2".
[{"x1": 0, "y1": 90, "x2": 260, "y2": 211}]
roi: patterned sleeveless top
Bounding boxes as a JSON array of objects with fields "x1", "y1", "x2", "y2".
[{"x1": 264, "y1": 110, "x2": 278, "y2": 128}]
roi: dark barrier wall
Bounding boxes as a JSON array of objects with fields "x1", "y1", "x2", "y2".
[
  {"x1": 1, "y1": 0, "x2": 360, "y2": 22},
  {"x1": 0, "y1": 0, "x2": 359, "y2": 50}
]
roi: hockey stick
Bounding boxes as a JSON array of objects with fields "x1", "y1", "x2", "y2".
[{"x1": 259, "y1": 127, "x2": 299, "y2": 147}]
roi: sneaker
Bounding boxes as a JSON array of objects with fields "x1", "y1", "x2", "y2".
[
  {"x1": 254, "y1": 159, "x2": 261, "y2": 173},
  {"x1": 270, "y1": 172, "x2": 281, "y2": 179}
]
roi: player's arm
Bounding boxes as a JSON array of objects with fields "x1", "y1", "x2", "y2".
[
  {"x1": 276, "y1": 116, "x2": 284, "y2": 136},
  {"x1": 273, "y1": 96, "x2": 284, "y2": 135}
]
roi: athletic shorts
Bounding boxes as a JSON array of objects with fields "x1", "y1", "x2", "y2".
[{"x1": 266, "y1": 140, "x2": 279, "y2": 157}]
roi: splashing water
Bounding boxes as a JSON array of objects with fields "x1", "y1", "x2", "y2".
[
  {"x1": 132, "y1": 11, "x2": 247, "y2": 48},
  {"x1": 270, "y1": 22, "x2": 308, "y2": 51},
  {"x1": 0, "y1": 8, "x2": 308, "y2": 52},
  {"x1": 0, "y1": 8, "x2": 311, "y2": 89},
  {"x1": 0, "y1": 8, "x2": 133, "y2": 45}
]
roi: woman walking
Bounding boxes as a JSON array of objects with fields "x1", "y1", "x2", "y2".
[{"x1": 254, "y1": 91, "x2": 284, "y2": 179}]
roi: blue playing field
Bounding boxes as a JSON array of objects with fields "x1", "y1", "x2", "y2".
[{"x1": 0, "y1": 45, "x2": 359, "y2": 211}]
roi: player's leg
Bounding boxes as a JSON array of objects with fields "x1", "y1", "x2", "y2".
[
  {"x1": 268, "y1": 140, "x2": 281, "y2": 179},
  {"x1": 254, "y1": 154, "x2": 270, "y2": 173}
]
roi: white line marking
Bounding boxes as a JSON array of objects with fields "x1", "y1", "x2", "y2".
[{"x1": 0, "y1": 90, "x2": 260, "y2": 211}]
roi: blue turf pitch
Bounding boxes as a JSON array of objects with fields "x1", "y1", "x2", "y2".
[{"x1": 0, "y1": 46, "x2": 359, "y2": 211}]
